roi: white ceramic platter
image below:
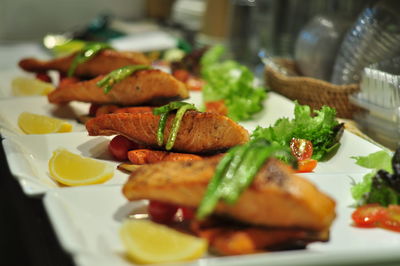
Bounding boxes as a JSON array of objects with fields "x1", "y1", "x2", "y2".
[{"x1": 43, "y1": 174, "x2": 400, "y2": 266}]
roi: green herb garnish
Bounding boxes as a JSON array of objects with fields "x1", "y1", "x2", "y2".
[
  {"x1": 251, "y1": 102, "x2": 343, "y2": 161},
  {"x1": 196, "y1": 139, "x2": 291, "y2": 219},
  {"x1": 152, "y1": 101, "x2": 197, "y2": 150},
  {"x1": 68, "y1": 42, "x2": 113, "y2": 77},
  {"x1": 200, "y1": 45, "x2": 267, "y2": 121},
  {"x1": 97, "y1": 65, "x2": 151, "y2": 94},
  {"x1": 351, "y1": 150, "x2": 400, "y2": 207}
]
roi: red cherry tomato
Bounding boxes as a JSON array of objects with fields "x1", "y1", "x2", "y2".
[
  {"x1": 108, "y1": 135, "x2": 136, "y2": 161},
  {"x1": 148, "y1": 200, "x2": 178, "y2": 224},
  {"x1": 352, "y1": 204, "x2": 387, "y2": 228},
  {"x1": 173, "y1": 69, "x2": 190, "y2": 82},
  {"x1": 35, "y1": 73, "x2": 52, "y2": 83},
  {"x1": 186, "y1": 77, "x2": 204, "y2": 91},
  {"x1": 290, "y1": 138, "x2": 313, "y2": 161},
  {"x1": 380, "y1": 205, "x2": 400, "y2": 232},
  {"x1": 179, "y1": 206, "x2": 196, "y2": 220},
  {"x1": 89, "y1": 104, "x2": 100, "y2": 117},
  {"x1": 296, "y1": 159, "x2": 317, "y2": 173}
]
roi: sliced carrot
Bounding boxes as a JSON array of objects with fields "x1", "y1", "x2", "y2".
[
  {"x1": 127, "y1": 149, "x2": 203, "y2": 165},
  {"x1": 95, "y1": 105, "x2": 119, "y2": 116},
  {"x1": 128, "y1": 149, "x2": 166, "y2": 165},
  {"x1": 113, "y1": 106, "x2": 153, "y2": 114},
  {"x1": 205, "y1": 100, "x2": 228, "y2": 116},
  {"x1": 163, "y1": 153, "x2": 202, "y2": 162}
]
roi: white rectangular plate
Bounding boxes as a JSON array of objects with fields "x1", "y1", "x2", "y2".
[
  {"x1": 2, "y1": 132, "x2": 129, "y2": 195},
  {"x1": 43, "y1": 174, "x2": 400, "y2": 266}
]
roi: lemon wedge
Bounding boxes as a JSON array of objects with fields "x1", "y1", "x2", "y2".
[
  {"x1": 48, "y1": 148, "x2": 114, "y2": 186},
  {"x1": 12, "y1": 77, "x2": 55, "y2": 96},
  {"x1": 18, "y1": 112, "x2": 72, "y2": 134},
  {"x1": 120, "y1": 220, "x2": 207, "y2": 264}
]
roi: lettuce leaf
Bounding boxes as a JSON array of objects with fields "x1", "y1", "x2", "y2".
[
  {"x1": 350, "y1": 150, "x2": 400, "y2": 206},
  {"x1": 201, "y1": 45, "x2": 266, "y2": 121},
  {"x1": 351, "y1": 151, "x2": 392, "y2": 172},
  {"x1": 251, "y1": 102, "x2": 342, "y2": 161}
]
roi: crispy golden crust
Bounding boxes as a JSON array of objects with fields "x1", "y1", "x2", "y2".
[
  {"x1": 48, "y1": 69, "x2": 189, "y2": 105},
  {"x1": 19, "y1": 50, "x2": 150, "y2": 78},
  {"x1": 86, "y1": 111, "x2": 249, "y2": 153},
  {"x1": 122, "y1": 158, "x2": 336, "y2": 231}
]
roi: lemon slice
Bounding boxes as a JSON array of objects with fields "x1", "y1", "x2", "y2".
[
  {"x1": 12, "y1": 77, "x2": 55, "y2": 96},
  {"x1": 18, "y1": 112, "x2": 72, "y2": 134},
  {"x1": 120, "y1": 220, "x2": 207, "y2": 264},
  {"x1": 49, "y1": 148, "x2": 114, "y2": 186}
]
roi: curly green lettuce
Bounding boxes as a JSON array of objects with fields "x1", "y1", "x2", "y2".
[
  {"x1": 201, "y1": 45, "x2": 266, "y2": 121},
  {"x1": 251, "y1": 102, "x2": 343, "y2": 161},
  {"x1": 351, "y1": 150, "x2": 400, "y2": 207}
]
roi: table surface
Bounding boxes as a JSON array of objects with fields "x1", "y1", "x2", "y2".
[{"x1": 0, "y1": 139, "x2": 74, "y2": 266}]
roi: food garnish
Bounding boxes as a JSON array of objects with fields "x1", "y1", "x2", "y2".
[
  {"x1": 153, "y1": 101, "x2": 197, "y2": 150},
  {"x1": 196, "y1": 139, "x2": 293, "y2": 219},
  {"x1": 252, "y1": 102, "x2": 343, "y2": 162},
  {"x1": 120, "y1": 220, "x2": 208, "y2": 264},
  {"x1": 67, "y1": 42, "x2": 112, "y2": 77},
  {"x1": 48, "y1": 148, "x2": 114, "y2": 186},
  {"x1": 200, "y1": 45, "x2": 266, "y2": 121},
  {"x1": 12, "y1": 77, "x2": 55, "y2": 96},
  {"x1": 96, "y1": 65, "x2": 152, "y2": 93},
  {"x1": 18, "y1": 112, "x2": 72, "y2": 134},
  {"x1": 351, "y1": 149, "x2": 400, "y2": 232}
]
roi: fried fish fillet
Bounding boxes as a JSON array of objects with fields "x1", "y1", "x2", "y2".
[
  {"x1": 86, "y1": 111, "x2": 249, "y2": 153},
  {"x1": 123, "y1": 158, "x2": 336, "y2": 231},
  {"x1": 48, "y1": 69, "x2": 189, "y2": 105},
  {"x1": 19, "y1": 50, "x2": 150, "y2": 78}
]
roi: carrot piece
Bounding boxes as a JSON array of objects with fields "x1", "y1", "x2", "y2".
[
  {"x1": 205, "y1": 100, "x2": 228, "y2": 116},
  {"x1": 163, "y1": 153, "x2": 202, "y2": 162},
  {"x1": 113, "y1": 106, "x2": 153, "y2": 114},
  {"x1": 127, "y1": 149, "x2": 203, "y2": 165},
  {"x1": 95, "y1": 105, "x2": 119, "y2": 116},
  {"x1": 127, "y1": 149, "x2": 166, "y2": 165}
]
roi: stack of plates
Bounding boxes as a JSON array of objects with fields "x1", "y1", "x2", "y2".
[{"x1": 350, "y1": 57, "x2": 400, "y2": 149}]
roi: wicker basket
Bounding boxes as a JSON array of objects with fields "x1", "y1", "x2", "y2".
[{"x1": 265, "y1": 59, "x2": 360, "y2": 119}]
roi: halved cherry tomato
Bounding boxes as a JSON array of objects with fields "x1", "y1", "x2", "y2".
[
  {"x1": 380, "y1": 205, "x2": 400, "y2": 232},
  {"x1": 352, "y1": 204, "x2": 387, "y2": 228},
  {"x1": 290, "y1": 138, "x2": 313, "y2": 161},
  {"x1": 297, "y1": 159, "x2": 317, "y2": 173},
  {"x1": 186, "y1": 77, "x2": 204, "y2": 91},
  {"x1": 148, "y1": 200, "x2": 179, "y2": 224},
  {"x1": 173, "y1": 69, "x2": 190, "y2": 82},
  {"x1": 352, "y1": 204, "x2": 400, "y2": 232},
  {"x1": 205, "y1": 100, "x2": 228, "y2": 116},
  {"x1": 35, "y1": 73, "x2": 52, "y2": 83},
  {"x1": 108, "y1": 135, "x2": 136, "y2": 161}
]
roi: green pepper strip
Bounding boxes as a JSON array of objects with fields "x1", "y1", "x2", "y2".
[
  {"x1": 196, "y1": 146, "x2": 240, "y2": 219},
  {"x1": 156, "y1": 112, "x2": 169, "y2": 146},
  {"x1": 153, "y1": 102, "x2": 197, "y2": 148},
  {"x1": 224, "y1": 141, "x2": 280, "y2": 203},
  {"x1": 196, "y1": 139, "x2": 283, "y2": 219},
  {"x1": 97, "y1": 65, "x2": 151, "y2": 94},
  {"x1": 153, "y1": 101, "x2": 190, "y2": 115},
  {"x1": 165, "y1": 104, "x2": 197, "y2": 150},
  {"x1": 217, "y1": 144, "x2": 252, "y2": 200},
  {"x1": 68, "y1": 42, "x2": 112, "y2": 77}
]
